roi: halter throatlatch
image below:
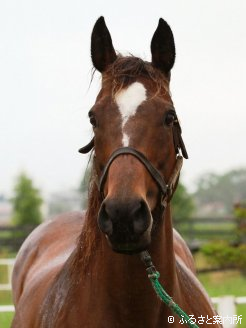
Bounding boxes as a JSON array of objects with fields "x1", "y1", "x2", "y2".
[{"x1": 78, "y1": 111, "x2": 187, "y2": 207}]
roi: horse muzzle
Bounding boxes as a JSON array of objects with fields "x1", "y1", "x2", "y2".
[{"x1": 98, "y1": 197, "x2": 152, "y2": 254}]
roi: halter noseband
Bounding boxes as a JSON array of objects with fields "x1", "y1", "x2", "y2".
[
  {"x1": 78, "y1": 112, "x2": 188, "y2": 208},
  {"x1": 99, "y1": 147, "x2": 168, "y2": 196}
]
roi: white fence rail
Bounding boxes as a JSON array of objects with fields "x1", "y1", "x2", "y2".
[
  {"x1": 0, "y1": 259, "x2": 245, "y2": 326},
  {"x1": 0, "y1": 305, "x2": 15, "y2": 312}
]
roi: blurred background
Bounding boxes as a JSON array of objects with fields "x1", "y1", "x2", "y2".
[{"x1": 0, "y1": 0, "x2": 246, "y2": 327}]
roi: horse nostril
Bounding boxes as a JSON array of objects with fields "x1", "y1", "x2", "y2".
[
  {"x1": 98, "y1": 203, "x2": 113, "y2": 235},
  {"x1": 132, "y1": 200, "x2": 150, "y2": 234}
]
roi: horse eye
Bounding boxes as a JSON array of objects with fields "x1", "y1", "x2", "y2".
[
  {"x1": 165, "y1": 110, "x2": 176, "y2": 126},
  {"x1": 88, "y1": 111, "x2": 97, "y2": 128}
]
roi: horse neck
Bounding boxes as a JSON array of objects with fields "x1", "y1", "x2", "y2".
[
  {"x1": 47, "y1": 203, "x2": 180, "y2": 327},
  {"x1": 149, "y1": 204, "x2": 177, "y2": 289}
]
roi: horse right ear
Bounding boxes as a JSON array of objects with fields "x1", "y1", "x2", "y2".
[
  {"x1": 91, "y1": 17, "x2": 117, "y2": 73},
  {"x1": 151, "y1": 18, "x2": 176, "y2": 75}
]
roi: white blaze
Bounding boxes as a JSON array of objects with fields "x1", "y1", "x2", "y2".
[
  {"x1": 115, "y1": 82, "x2": 147, "y2": 146},
  {"x1": 122, "y1": 133, "x2": 130, "y2": 146}
]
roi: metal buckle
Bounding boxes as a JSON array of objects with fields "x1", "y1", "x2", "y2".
[{"x1": 161, "y1": 194, "x2": 168, "y2": 208}]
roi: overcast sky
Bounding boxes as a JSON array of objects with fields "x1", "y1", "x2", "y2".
[{"x1": 1, "y1": 0, "x2": 246, "y2": 198}]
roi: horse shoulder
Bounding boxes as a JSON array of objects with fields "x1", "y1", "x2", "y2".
[
  {"x1": 173, "y1": 228, "x2": 196, "y2": 274},
  {"x1": 12, "y1": 211, "x2": 84, "y2": 306},
  {"x1": 175, "y1": 258, "x2": 221, "y2": 327}
]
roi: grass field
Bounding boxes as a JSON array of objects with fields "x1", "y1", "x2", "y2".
[
  {"x1": 0, "y1": 263, "x2": 14, "y2": 328},
  {"x1": 198, "y1": 270, "x2": 246, "y2": 327},
  {"x1": 0, "y1": 312, "x2": 13, "y2": 328},
  {"x1": 0, "y1": 258, "x2": 245, "y2": 327}
]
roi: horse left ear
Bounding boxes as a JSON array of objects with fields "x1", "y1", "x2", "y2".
[
  {"x1": 151, "y1": 18, "x2": 176, "y2": 75},
  {"x1": 91, "y1": 16, "x2": 117, "y2": 73}
]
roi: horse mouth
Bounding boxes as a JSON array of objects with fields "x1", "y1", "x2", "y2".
[
  {"x1": 112, "y1": 245, "x2": 148, "y2": 255},
  {"x1": 106, "y1": 235, "x2": 151, "y2": 255}
]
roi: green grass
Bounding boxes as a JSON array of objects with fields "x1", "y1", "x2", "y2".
[
  {"x1": 0, "y1": 312, "x2": 13, "y2": 328},
  {"x1": 198, "y1": 270, "x2": 246, "y2": 296},
  {"x1": 0, "y1": 262, "x2": 13, "y2": 305},
  {"x1": 0, "y1": 291, "x2": 12, "y2": 306},
  {"x1": 0, "y1": 289, "x2": 13, "y2": 328},
  {"x1": 195, "y1": 252, "x2": 246, "y2": 327},
  {"x1": 198, "y1": 270, "x2": 246, "y2": 327},
  {"x1": 0, "y1": 258, "x2": 14, "y2": 327}
]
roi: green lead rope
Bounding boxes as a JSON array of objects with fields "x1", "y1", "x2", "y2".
[{"x1": 140, "y1": 251, "x2": 200, "y2": 328}]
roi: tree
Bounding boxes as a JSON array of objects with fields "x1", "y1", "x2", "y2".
[
  {"x1": 11, "y1": 173, "x2": 43, "y2": 225},
  {"x1": 194, "y1": 168, "x2": 246, "y2": 216},
  {"x1": 171, "y1": 181, "x2": 195, "y2": 219},
  {"x1": 201, "y1": 241, "x2": 246, "y2": 271},
  {"x1": 234, "y1": 202, "x2": 246, "y2": 244}
]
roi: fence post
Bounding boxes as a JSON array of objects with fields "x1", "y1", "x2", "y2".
[{"x1": 217, "y1": 296, "x2": 236, "y2": 328}]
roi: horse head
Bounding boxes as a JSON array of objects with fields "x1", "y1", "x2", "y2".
[{"x1": 80, "y1": 17, "x2": 187, "y2": 254}]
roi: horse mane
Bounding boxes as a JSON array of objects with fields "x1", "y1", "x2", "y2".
[
  {"x1": 77, "y1": 161, "x2": 102, "y2": 273},
  {"x1": 103, "y1": 55, "x2": 170, "y2": 96},
  {"x1": 39, "y1": 168, "x2": 101, "y2": 325}
]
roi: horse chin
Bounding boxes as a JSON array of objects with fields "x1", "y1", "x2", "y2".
[
  {"x1": 105, "y1": 235, "x2": 151, "y2": 255},
  {"x1": 112, "y1": 245, "x2": 148, "y2": 255}
]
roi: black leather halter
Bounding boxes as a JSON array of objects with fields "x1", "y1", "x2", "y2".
[
  {"x1": 99, "y1": 147, "x2": 168, "y2": 196},
  {"x1": 78, "y1": 111, "x2": 188, "y2": 208}
]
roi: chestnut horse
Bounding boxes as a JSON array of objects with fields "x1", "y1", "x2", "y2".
[{"x1": 11, "y1": 17, "x2": 221, "y2": 327}]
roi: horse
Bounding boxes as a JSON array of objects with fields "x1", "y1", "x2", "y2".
[{"x1": 11, "y1": 17, "x2": 222, "y2": 327}]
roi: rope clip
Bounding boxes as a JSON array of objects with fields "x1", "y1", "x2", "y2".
[{"x1": 140, "y1": 251, "x2": 159, "y2": 279}]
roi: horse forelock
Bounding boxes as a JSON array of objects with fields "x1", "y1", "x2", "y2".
[{"x1": 102, "y1": 56, "x2": 170, "y2": 97}]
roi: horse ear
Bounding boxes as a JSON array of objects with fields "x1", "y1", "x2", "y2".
[
  {"x1": 91, "y1": 17, "x2": 117, "y2": 73},
  {"x1": 151, "y1": 18, "x2": 176, "y2": 75}
]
